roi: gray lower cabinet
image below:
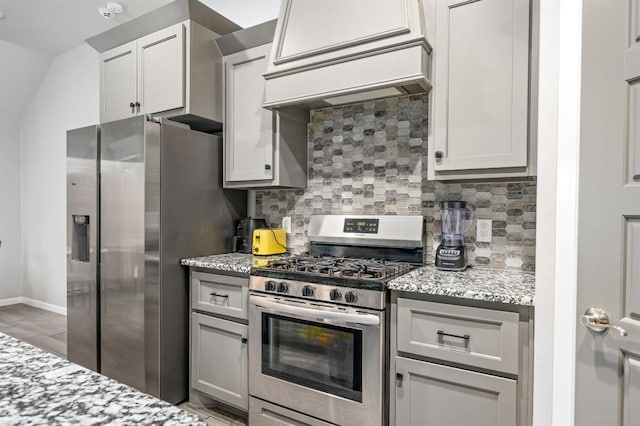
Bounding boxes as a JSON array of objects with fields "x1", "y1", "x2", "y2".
[
  {"x1": 189, "y1": 270, "x2": 250, "y2": 412},
  {"x1": 395, "y1": 356, "x2": 517, "y2": 426},
  {"x1": 392, "y1": 295, "x2": 533, "y2": 426},
  {"x1": 191, "y1": 312, "x2": 248, "y2": 410}
]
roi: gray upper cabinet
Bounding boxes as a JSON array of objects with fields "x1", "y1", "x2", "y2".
[
  {"x1": 99, "y1": 21, "x2": 224, "y2": 126},
  {"x1": 136, "y1": 24, "x2": 185, "y2": 117},
  {"x1": 224, "y1": 43, "x2": 275, "y2": 183},
  {"x1": 221, "y1": 41, "x2": 308, "y2": 189},
  {"x1": 100, "y1": 41, "x2": 137, "y2": 123},
  {"x1": 428, "y1": 0, "x2": 536, "y2": 180}
]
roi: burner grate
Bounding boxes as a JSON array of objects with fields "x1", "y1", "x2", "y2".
[{"x1": 261, "y1": 256, "x2": 416, "y2": 281}]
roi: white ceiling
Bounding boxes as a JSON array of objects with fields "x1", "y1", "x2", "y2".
[{"x1": 0, "y1": 0, "x2": 281, "y2": 56}]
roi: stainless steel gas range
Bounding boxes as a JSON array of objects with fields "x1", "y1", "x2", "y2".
[{"x1": 248, "y1": 215, "x2": 425, "y2": 426}]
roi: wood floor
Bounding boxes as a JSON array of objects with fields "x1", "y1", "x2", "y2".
[
  {"x1": 0, "y1": 303, "x2": 67, "y2": 357},
  {"x1": 0, "y1": 303, "x2": 246, "y2": 426}
]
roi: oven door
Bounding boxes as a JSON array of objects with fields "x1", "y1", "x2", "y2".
[{"x1": 249, "y1": 293, "x2": 384, "y2": 426}]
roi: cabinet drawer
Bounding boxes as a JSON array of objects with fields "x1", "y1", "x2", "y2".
[
  {"x1": 397, "y1": 299, "x2": 519, "y2": 374},
  {"x1": 191, "y1": 271, "x2": 249, "y2": 320},
  {"x1": 249, "y1": 397, "x2": 335, "y2": 426},
  {"x1": 395, "y1": 356, "x2": 517, "y2": 426},
  {"x1": 191, "y1": 313, "x2": 248, "y2": 410}
]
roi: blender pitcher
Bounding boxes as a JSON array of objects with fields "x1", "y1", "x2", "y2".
[{"x1": 436, "y1": 201, "x2": 476, "y2": 271}]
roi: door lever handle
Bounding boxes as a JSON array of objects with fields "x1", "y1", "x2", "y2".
[{"x1": 580, "y1": 307, "x2": 628, "y2": 336}]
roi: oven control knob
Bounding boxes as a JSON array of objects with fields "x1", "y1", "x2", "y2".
[
  {"x1": 277, "y1": 282, "x2": 289, "y2": 293},
  {"x1": 302, "y1": 286, "x2": 315, "y2": 297},
  {"x1": 265, "y1": 280, "x2": 277, "y2": 292},
  {"x1": 345, "y1": 291, "x2": 358, "y2": 303},
  {"x1": 330, "y1": 289, "x2": 342, "y2": 301}
]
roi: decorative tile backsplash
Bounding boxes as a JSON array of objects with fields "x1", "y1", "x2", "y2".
[{"x1": 255, "y1": 94, "x2": 536, "y2": 272}]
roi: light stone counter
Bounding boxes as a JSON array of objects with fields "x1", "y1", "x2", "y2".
[
  {"x1": 388, "y1": 265, "x2": 535, "y2": 306},
  {"x1": 0, "y1": 332, "x2": 203, "y2": 425}
]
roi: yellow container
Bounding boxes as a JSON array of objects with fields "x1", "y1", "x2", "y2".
[{"x1": 252, "y1": 228, "x2": 287, "y2": 255}]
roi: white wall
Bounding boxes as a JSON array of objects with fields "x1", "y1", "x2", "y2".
[
  {"x1": 0, "y1": 40, "x2": 51, "y2": 300},
  {"x1": 19, "y1": 44, "x2": 99, "y2": 308}
]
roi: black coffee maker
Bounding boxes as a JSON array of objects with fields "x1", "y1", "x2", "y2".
[{"x1": 233, "y1": 218, "x2": 267, "y2": 253}]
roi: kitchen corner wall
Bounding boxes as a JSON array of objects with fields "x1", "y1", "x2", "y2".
[
  {"x1": 255, "y1": 94, "x2": 536, "y2": 272},
  {"x1": 19, "y1": 44, "x2": 99, "y2": 309}
]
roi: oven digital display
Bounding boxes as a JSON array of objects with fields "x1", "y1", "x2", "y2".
[{"x1": 343, "y1": 218, "x2": 379, "y2": 234}]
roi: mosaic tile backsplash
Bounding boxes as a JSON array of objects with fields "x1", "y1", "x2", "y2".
[{"x1": 255, "y1": 94, "x2": 536, "y2": 272}]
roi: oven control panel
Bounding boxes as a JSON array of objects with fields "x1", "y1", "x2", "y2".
[
  {"x1": 250, "y1": 276, "x2": 385, "y2": 310},
  {"x1": 343, "y1": 218, "x2": 379, "y2": 234}
]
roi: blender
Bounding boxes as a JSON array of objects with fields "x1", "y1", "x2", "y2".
[{"x1": 435, "y1": 201, "x2": 476, "y2": 271}]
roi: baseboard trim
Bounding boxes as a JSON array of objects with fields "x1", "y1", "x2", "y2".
[
  {"x1": 0, "y1": 297, "x2": 23, "y2": 307},
  {"x1": 0, "y1": 297, "x2": 67, "y2": 316}
]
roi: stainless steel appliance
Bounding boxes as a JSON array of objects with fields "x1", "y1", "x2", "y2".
[
  {"x1": 66, "y1": 116, "x2": 246, "y2": 404},
  {"x1": 248, "y1": 214, "x2": 424, "y2": 426},
  {"x1": 435, "y1": 201, "x2": 476, "y2": 271},
  {"x1": 233, "y1": 217, "x2": 267, "y2": 253}
]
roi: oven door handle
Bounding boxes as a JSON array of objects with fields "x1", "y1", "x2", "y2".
[{"x1": 253, "y1": 298, "x2": 380, "y2": 326}]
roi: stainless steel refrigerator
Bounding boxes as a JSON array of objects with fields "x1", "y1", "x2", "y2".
[{"x1": 66, "y1": 116, "x2": 246, "y2": 403}]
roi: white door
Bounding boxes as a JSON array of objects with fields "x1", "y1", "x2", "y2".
[
  {"x1": 224, "y1": 43, "x2": 274, "y2": 183},
  {"x1": 575, "y1": 1, "x2": 640, "y2": 424},
  {"x1": 100, "y1": 41, "x2": 137, "y2": 123},
  {"x1": 137, "y1": 23, "x2": 185, "y2": 115}
]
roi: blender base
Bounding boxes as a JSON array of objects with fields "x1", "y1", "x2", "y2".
[{"x1": 435, "y1": 244, "x2": 468, "y2": 271}]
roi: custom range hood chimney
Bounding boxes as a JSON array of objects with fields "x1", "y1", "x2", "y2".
[{"x1": 263, "y1": 0, "x2": 432, "y2": 109}]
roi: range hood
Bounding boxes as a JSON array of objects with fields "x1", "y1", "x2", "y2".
[{"x1": 263, "y1": 0, "x2": 432, "y2": 109}]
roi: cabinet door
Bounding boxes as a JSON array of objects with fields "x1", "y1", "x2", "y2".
[
  {"x1": 224, "y1": 43, "x2": 274, "y2": 182},
  {"x1": 100, "y1": 41, "x2": 137, "y2": 123},
  {"x1": 432, "y1": 0, "x2": 529, "y2": 171},
  {"x1": 137, "y1": 23, "x2": 185, "y2": 115},
  {"x1": 395, "y1": 356, "x2": 517, "y2": 426},
  {"x1": 191, "y1": 313, "x2": 248, "y2": 410}
]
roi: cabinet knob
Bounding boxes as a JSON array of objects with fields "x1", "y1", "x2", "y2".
[
  {"x1": 396, "y1": 372, "x2": 404, "y2": 387},
  {"x1": 435, "y1": 151, "x2": 444, "y2": 162},
  {"x1": 264, "y1": 164, "x2": 271, "y2": 171},
  {"x1": 129, "y1": 102, "x2": 135, "y2": 108},
  {"x1": 135, "y1": 101, "x2": 140, "y2": 108},
  {"x1": 241, "y1": 337, "x2": 248, "y2": 344}
]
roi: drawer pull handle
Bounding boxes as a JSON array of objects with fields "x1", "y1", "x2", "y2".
[
  {"x1": 396, "y1": 372, "x2": 404, "y2": 387},
  {"x1": 210, "y1": 292, "x2": 229, "y2": 299},
  {"x1": 437, "y1": 330, "x2": 470, "y2": 342}
]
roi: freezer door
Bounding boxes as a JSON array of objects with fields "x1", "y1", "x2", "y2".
[
  {"x1": 67, "y1": 125, "x2": 100, "y2": 372},
  {"x1": 99, "y1": 117, "x2": 148, "y2": 393}
]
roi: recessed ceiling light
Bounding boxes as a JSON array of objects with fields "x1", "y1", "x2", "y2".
[{"x1": 0, "y1": 11, "x2": 6, "y2": 20}]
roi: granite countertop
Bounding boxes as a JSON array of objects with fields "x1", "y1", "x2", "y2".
[
  {"x1": 387, "y1": 265, "x2": 535, "y2": 306},
  {"x1": 181, "y1": 252, "x2": 291, "y2": 275},
  {"x1": 0, "y1": 332, "x2": 203, "y2": 425},
  {"x1": 181, "y1": 253, "x2": 254, "y2": 274}
]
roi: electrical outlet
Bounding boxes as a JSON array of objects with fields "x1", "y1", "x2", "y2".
[
  {"x1": 477, "y1": 219, "x2": 492, "y2": 243},
  {"x1": 282, "y1": 216, "x2": 292, "y2": 234}
]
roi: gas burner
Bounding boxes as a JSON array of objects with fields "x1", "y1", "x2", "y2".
[{"x1": 261, "y1": 256, "x2": 417, "y2": 281}]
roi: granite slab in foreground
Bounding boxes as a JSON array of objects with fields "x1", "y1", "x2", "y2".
[
  {"x1": 0, "y1": 332, "x2": 203, "y2": 425},
  {"x1": 388, "y1": 265, "x2": 535, "y2": 306}
]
